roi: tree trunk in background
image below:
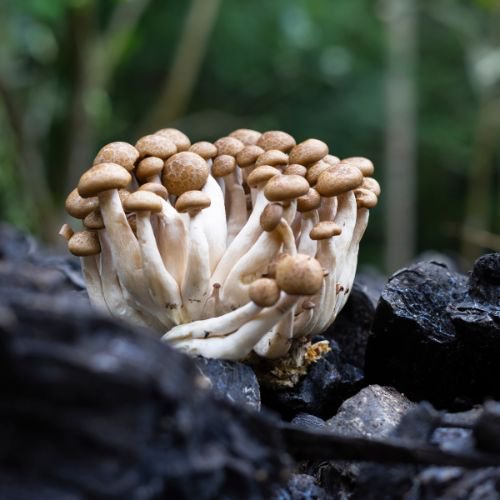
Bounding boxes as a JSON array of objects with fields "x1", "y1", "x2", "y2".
[
  {"x1": 383, "y1": 0, "x2": 418, "y2": 273},
  {"x1": 141, "y1": 0, "x2": 222, "y2": 133}
]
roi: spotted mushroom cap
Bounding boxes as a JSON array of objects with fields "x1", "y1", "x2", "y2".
[
  {"x1": 264, "y1": 174, "x2": 310, "y2": 202},
  {"x1": 189, "y1": 141, "x2": 218, "y2": 160},
  {"x1": 257, "y1": 131, "x2": 296, "y2": 152},
  {"x1": 310, "y1": 221, "x2": 342, "y2": 240},
  {"x1": 93, "y1": 142, "x2": 139, "y2": 171},
  {"x1": 155, "y1": 128, "x2": 191, "y2": 151},
  {"x1": 315, "y1": 162, "x2": 364, "y2": 197},
  {"x1": 260, "y1": 203, "x2": 284, "y2": 232},
  {"x1": 135, "y1": 134, "x2": 177, "y2": 159},
  {"x1": 135, "y1": 156, "x2": 164, "y2": 181},
  {"x1": 275, "y1": 254, "x2": 324, "y2": 295},
  {"x1": 123, "y1": 190, "x2": 163, "y2": 213},
  {"x1": 68, "y1": 230, "x2": 101, "y2": 256},
  {"x1": 162, "y1": 152, "x2": 209, "y2": 196},
  {"x1": 249, "y1": 278, "x2": 280, "y2": 307},
  {"x1": 236, "y1": 145, "x2": 265, "y2": 167},
  {"x1": 229, "y1": 129, "x2": 262, "y2": 145},
  {"x1": 65, "y1": 188, "x2": 99, "y2": 219},
  {"x1": 78, "y1": 163, "x2": 132, "y2": 198},
  {"x1": 212, "y1": 155, "x2": 237, "y2": 178},
  {"x1": 175, "y1": 190, "x2": 211, "y2": 215},
  {"x1": 289, "y1": 139, "x2": 328, "y2": 166}
]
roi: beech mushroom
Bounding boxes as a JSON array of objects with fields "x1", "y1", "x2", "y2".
[{"x1": 63, "y1": 128, "x2": 380, "y2": 364}]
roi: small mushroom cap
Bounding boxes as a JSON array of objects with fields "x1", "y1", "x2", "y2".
[
  {"x1": 284, "y1": 164, "x2": 307, "y2": 177},
  {"x1": 65, "y1": 188, "x2": 99, "y2": 218},
  {"x1": 275, "y1": 254, "x2": 324, "y2": 295},
  {"x1": 236, "y1": 145, "x2": 265, "y2": 167},
  {"x1": 260, "y1": 203, "x2": 284, "y2": 232},
  {"x1": 289, "y1": 139, "x2": 329, "y2": 166},
  {"x1": 162, "y1": 152, "x2": 209, "y2": 196},
  {"x1": 139, "y1": 182, "x2": 169, "y2": 199},
  {"x1": 68, "y1": 230, "x2": 101, "y2": 256},
  {"x1": 306, "y1": 160, "x2": 331, "y2": 186},
  {"x1": 257, "y1": 131, "x2": 296, "y2": 152},
  {"x1": 323, "y1": 154, "x2": 341, "y2": 166},
  {"x1": 297, "y1": 188, "x2": 321, "y2": 212},
  {"x1": 315, "y1": 163, "x2": 364, "y2": 197},
  {"x1": 155, "y1": 128, "x2": 191, "y2": 151},
  {"x1": 83, "y1": 210, "x2": 105, "y2": 230},
  {"x1": 247, "y1": 165, "x2": 281, "y2": 187},
  {"x1": 229, "y1": 128, "x2": 261, "y2": 145},
  {"x1": 135, "y1": 156, "x2": 164, "y2": 181},
  {"x1": 310, "y1": 221, "x2": 342, "y2": 240},
  {"x1": 93, "y1": 142, "x2": 139, "y2": 171},
  {"x1": 255, "y1": 149, "x2": 288, "y2": 167},
  {"x1": 123, "y1": 190, "x2": 163, "y2": 213},
  {"x1": 175, "y1": 190, "x2": 211, "y2": 214},
  {"x1": 189, "y1": 141, "x2": 218, "y2": 159},
  {"x1": 78, "y1": 163, "x2": 132, "y2": 198},
  {"x1": 214, "y1": 136, "x2": 245, "y2": 157},
  {"x1": 58, "y1": 223, "x2": 74, "y2": 241},
  {"x1": 343, "y1": 156, "x2": 374, "y2": 176},
  {"x1": 354, "y1": 188, "x2": 378, "y2": 209},
  {"x1": 249, "y1": 278, "x2": 280, "y2": 307},
  {"x1": 361, "y1": 177, "x2": 381, "y2": 197},
  {"x1": 264, "y1": 174, "x2": 310, "y2": 202},
  {"x1": 212, "y1": 155, "x2": 236, "y2": 177},
  {"x1": 135, "y1": 134, "x2": 177, "y2": 159}
]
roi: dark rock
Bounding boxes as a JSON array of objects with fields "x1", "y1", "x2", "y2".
[
  {"x1": 366, "y1": 255, "x2": 500, "y2": 408},
  {"x1": 273, "y1": 474, "x2": 327, "y2": 500},
  {"x1": 195, "y1": 357, "x2": 261, "y2": 411},
  {"x1": 474, "y1": 400, "x2": 500, "y2": 454},
  {"x1": 323, "y1": 273, "x2": 383, "y2": 369},
  {"x1": 290, "y1": 414, "x2": 327, "y2": 432},
  {"x1": 261, "y1": 339, "x2": 364, "y2": 420},
  {"x1": 0, "y1": 268, "x2": 290, "y2": 499}
]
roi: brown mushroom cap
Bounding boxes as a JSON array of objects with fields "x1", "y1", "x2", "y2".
[
  {"x1": 260, "y1": 203, "x2": 284, "y2": 232},
  {"x1": 135, "y1": 134, "x2": 177, "y2": 159},
  {"x1": 189, "y1": 141, "x2": 218, "y2": 160},
  {"x1": 214, "y1": 136, "x2": 245, "y2": 157},
  {"x1": 118, "y1": 188, "x2": 131, "y2": 206},
  {"x1": 297, "y1": 188, "x2": 321, "y2": 212},
  {"x1": 83, "y1": 210, "x2": 105, "y2": 230},
  {"x1": 78, "y1": 163, "x2": 132, "y2": 198},
  {"x1": 284, "y1": 164, "x2": 307, "y2": 177},
  {"x1": 229, "y1": 128, "x2": 261, "y2": 145},
  {"x1": 247, "y1": 165, "x2": 281, "y2": 188},
  {"x1": 135, "y1": 156, "x2": 164, "y2": 181},
  {"x1": 175, "y1": 190, "x2": 211, "y2": 215},
  {"x1": 68, "y1": 230, "x2": 101, "y2": 256},
  {"x1": 162, "y1": 152, "x2": 209, "y2": 196},
  {"x1": 93, "y1": 142, "x2": 139, "y2": 171},
  {"x1": 123, "y1": 190, "x2": 163, "y2": 213},
  {"x1": 255, "y1": 150, "x2": 289, "y2": 168},
  {"x1": 315, "y1": 163, "x2": 364, "y2": 197},
  {"x1": 264, "y1": 174, "x2": 310, "y2": 202},
  {"x1": 306, "y1": 160, "x2": 331, "y2": 186},
  {"x1": 257, "y1": 131, "x2": 296, "y2": 152},
  {"x1": 155, "y1": 128, "x2": 191, "y2": 151},
  {"x1": 139, "y1": 182, "x2": 169, "y2": 199},
  {"x1": 275, "y1": 254, "x2": 324, "y2": 295},
  {"x1": 361, "y1": 177, "x2": 381, "y2": 197},
  {"x1": 236, "y1": 145, "x2": 265, "y2": 167},
  {"x1": 65, "y1": 188, "x2": 99, "y2": 219},
  {"x1": 354, "y1": 188, "x2": 378, "y2": 209},
  {"x1": 289, "y1": 139, "x2": 329, "y2": 166},
  {"x1": 310, "y1": 221, "x2": 342, "y2": 240},
  {"x1": 249, "y1": 278, "x2": 280, "y2": 307},
  {"x1": 212, "y1": 155, "x2": 236, "y2": 177},
  {"x1": 343, "y1": 157, "x2": 374, "y2": 176},
  {"x1": 323, "y1": 154, "x2": 341, "y2": 166}
]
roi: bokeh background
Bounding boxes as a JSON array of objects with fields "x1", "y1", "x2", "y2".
[{"x1": 0, "y1": 0, "x2": 499, "y2": 272}]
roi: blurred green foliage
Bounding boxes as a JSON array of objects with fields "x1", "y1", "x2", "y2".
[{"x1": 0, "y1": 0, "x2": 499, "y2": 269}]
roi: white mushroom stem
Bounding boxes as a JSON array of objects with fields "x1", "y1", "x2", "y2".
[
  {"x1": 81, "y1": 255, "x2": 110, "y2": 314},
  {"x1": 319, "y1": 196, "x2": 337, "y2": 221},
  {"x1": 135, "y1": 211, "x2": 184, "y2": 325},
  {"x1": 225, "y1": 172, "x2": 248, "y2": 245},
  {"x1": 297, "y1": 211, "x2": 319, "y2": 256},
  {"x1": 333, "y1": 207, "x2": 370, "y2": 317},
  {"x1": 181, "y1": 209, "x2": 211, "y2": 321},
  {"x1": 220, "y1": 230, "x2": 282, "y2": 310},
  {"x1": 156, "y1": 199, "x2": 188, "y2": 286},
  {"x1": 168, "y1": 293, "x2": 297, "y2": 360},
  {"x1": 98, "y1": 231, "x2": 160, "y2": 329},
  {"x1": 210, "y1": 188, "x2": 268, "y2": 287},
  {"x1": 293, "y1": 306, "x2": 315, "y2": 335},
  {"x1": 162, "y1": 301, "x2": 263, "y2": 341},
  {"x1": 276, "y1": 218, "x2": 297, "y2": 255},
  {"x1": 200, "y1": 175, "x2": 227, "y2": 272}
]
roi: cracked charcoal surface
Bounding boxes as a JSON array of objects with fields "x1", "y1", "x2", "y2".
[
  {"x1": 261, "y1": 338, "x2": 364, "y2": 420},
  {"x1": 195, "y1": 357, "x2": 261, "y2": 411},
  {"x1": 0, "y1": 232, "x2": 290, "y2": 499},
  {"x1": 273, "y1": 474, "x2": 327, "y2": 500},
  {"x1": 365, "y1": 255, "x2": 500, "y2": 408}
]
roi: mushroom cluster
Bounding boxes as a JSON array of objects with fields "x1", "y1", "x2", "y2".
[{"x1": 61, "y1": 128, "x2": 380, "y2": 361}]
